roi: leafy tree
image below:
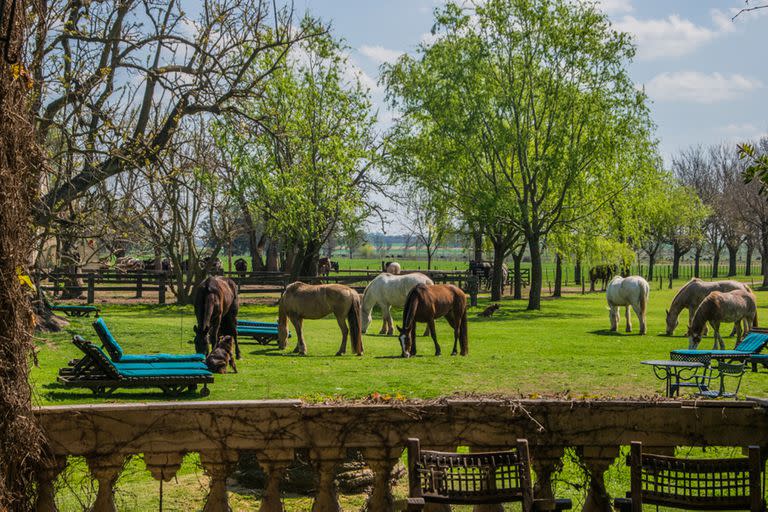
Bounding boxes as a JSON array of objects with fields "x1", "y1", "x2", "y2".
[{"x1": 384, "y1": 0, "x2": 654, "y2": 309}]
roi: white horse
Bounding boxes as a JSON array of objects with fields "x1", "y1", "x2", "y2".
[
  {"x1": 362, "y1": 272, "x2": 433, "y2": 335},
  {"x1": 606, "y1": 276, "x2": 650, "y2": 335},
  {"x1": 386, "y1": 261, "x2": 401, "y2": 274}
]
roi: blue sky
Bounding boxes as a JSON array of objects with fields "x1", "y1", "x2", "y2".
[{"x1": 299, "y1": 0, "x2": 768, "y2": 164}]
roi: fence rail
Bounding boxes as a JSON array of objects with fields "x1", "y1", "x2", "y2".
[{"x1": 33, "y1": 398, "x2": 768, "y2": 512}]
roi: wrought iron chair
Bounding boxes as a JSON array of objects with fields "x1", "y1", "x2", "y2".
[
  {"x1": 614, "y1": 441, "x2": 765, "y2": 512},
  {"x1": 402, "y1": 438, "x2": 572, "y2": 511},
  {"x1": 695, "y1": 361, "x2": 746, "y2": 399}
]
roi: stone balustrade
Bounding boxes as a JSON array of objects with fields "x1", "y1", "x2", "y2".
[{"x1": 33, "y1": 398, "x2": 768, "y2": 511}]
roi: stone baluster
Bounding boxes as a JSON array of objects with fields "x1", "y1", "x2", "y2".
[
  {"x1": 256, "y1": 449, "x2": 294, "y2": 512},
  {"x1": 530, "y1": 446, "x2": 565, "y2": 503},
  {"x1": 35, "y1": 454, "x2": 67, "y2": 512},
  {"x1": 86, "y1": 454, "x2": 126, "y2": 512},
  {"x1": 200, "y1": 450, "x2": 239, "y2": 512},
  {"x1": 361, "y1": 446, "x2": 402, "y2": 512},
  {"x1": 577, "y1": 446, "x2": 619, "y2": 512},
  {"x1": 309, "y1": 448, "x2": 345, "y2": 512}
]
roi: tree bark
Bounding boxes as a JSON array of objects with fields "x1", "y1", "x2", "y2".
[
  {"x1": 694, "y1": 246, "x2": 702, "y2": 278},
  {"x1": 574, "y1": 258, "x2": 582, "y2": 287},
  {"x1": 527, "y1": 234, "x2": 542, "y2": 311},
  {"x1": 745, "y1": 241, "x2": 753, "y2": 277},
  {"x1": 672, "y1": 243, "x2": 688, "y2": 280},
  {"x1": 711, "y1": 247, "x2": 720, "y2": 279},
  {"x1": 647, "y1": 251, "x2": 656, "y2": 282},
  {"x1": 726, "y1": 243, "x2": 739, "y2": 277},
  {"x1": 490, "y1": 239, "x2": 505, "y2": 301},
  {"x1": 267, "y1": 240, "x2": 280, "y2": 272},
  {"x1": 553, "y1": 254, "x2": 562, "y2": 297},
  {"x1": 473, "y1": 230, "x2": 483, "y2": 262},
  {"x1": 512, "y1": 247, "x2": 524, "y2": 300}
]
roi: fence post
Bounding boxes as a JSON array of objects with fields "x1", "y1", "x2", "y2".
[
  {"x1": 668, "y1": 274, "x2": 673, "y2": 289},
  {"x1": 87, "y1": 274, "x2": 95, "y2": 304},
  {"x1": 466, "y1": 276, "x2": 478, "y2": 308},
  {"x1": 158, "y1": 274, "x2": 166, "y2": 305},
  {"x1": 136, "y1": 274, "x2": 143, "y2": 299}
]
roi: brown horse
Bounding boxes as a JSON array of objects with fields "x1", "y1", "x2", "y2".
[
  {"x1": 278, "y1": 282, "x2": 363, "y2": 356},
  {"x1": 193, "y1": 276, "x2": 239, "y2": 358},
  {"x1": 396, "y1": 284, "x2": 468, "y2": 357},
  {"x1": 688, "y1": 289, "x2": 758, "y2": 350}
]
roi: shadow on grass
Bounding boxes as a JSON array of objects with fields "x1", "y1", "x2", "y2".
[
  {"x1": 588, "y1": 329, "x2": 627, "y2": 336},
  {"x1": 40, "y1": 383, "x2": 205, "y2": 402}
]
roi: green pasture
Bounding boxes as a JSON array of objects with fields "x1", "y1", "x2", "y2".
[{"x1": 33, "y1": 279, "x2": 768, "y2": 511}]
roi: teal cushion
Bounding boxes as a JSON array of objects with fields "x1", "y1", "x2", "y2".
[
  {"x1": 115, "y1": 361, "x2": 208, "y2": 371},
  {"x1": 92, "y1": 318, "x2": 124, "y2": 361},
  {"x1": 118, "y1": 353, "x2": 206, "y2": 363},
  {"x1": 750, "y1": 354, "x2": 768, "y2": 360},
  {"x1": 735, "y1": 333, "x2": 768, "y2": 353},
  {"x1": 237, "y1": 327, "x2": 278, "y2": 335},
  {"x1": 118, "y1": 368, "x2": 212, "y2": 377},
  {"x1": 672, "y1": 349, "x2": 744, "y2": 357},
  {"x1": 52, "y1": 305, "x2": 99, "y2": 311},
  {"x1": 238, "y1": 320, "x2": 279, "y2": 328}
]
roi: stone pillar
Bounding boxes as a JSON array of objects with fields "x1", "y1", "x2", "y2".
[
  {"x1": 362, "y1": 446, "x2": 401, "y2": 511},
  {"x1": 86, "y1": 454, "x2": 126, "y2": 512},
  {"x1": 200, "y1": 450, "x2": 239, "y2": 512},
  {"x1": 578, "y1": 446, "x2": 619, "y2": 512},
  {"x1": 256, "y1": 449, "x2": 294, "y2": 512},
  {"x1": 35, "y1": 455, "x2": 67, "y2": 512},
  {"x1": 309, "y1": 448, "x2": 345, "y2": 512},
  {"x1": 530, "y1": 446, "x2": 565, "y2": 503}
]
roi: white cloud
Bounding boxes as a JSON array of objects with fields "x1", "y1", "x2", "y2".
[
  {"x1": 719, "y1": 123, "x2": 768, "y2": 142},
  {"x1": 644, "y1": 71, "x2": 763, "y2": 104},
  {"x1": 597, "y1": 0, "x2": 633, "y2": 15},
  {"x1": 359, "y1": 45, "x2": 403, "y2": 65},
  {"x1": 614, "y1": 15, "x2": 721, "y2": 60}
]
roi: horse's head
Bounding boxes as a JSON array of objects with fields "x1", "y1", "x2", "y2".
[
  {"x1": 396, "y1": 326, "x2": 411, "y2": 358},
  {"x1": 193, "y1": 324, "x2": 210, "y2": 354},
  {"x1": 688, "y1": 331, "x2": 703, "y2": 350},
  {"x1": 361, "y1": 305, "x2": 373, "y2": 333},
  {"x1": 665, "y1": 309, "x2": 678, "y2": 336}
]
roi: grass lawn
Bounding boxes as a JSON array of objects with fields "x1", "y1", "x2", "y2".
[{"x1": 33, "y1": 277, "x2": 768, "y2": 510}]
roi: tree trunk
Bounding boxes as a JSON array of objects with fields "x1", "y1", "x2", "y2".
[
  {"x1": 58, "y1": 232, "x2": 84, "y2": 299},
  {"x1": 298, "y1": 240, "x2": 321, "y2": 278},
  {"x1": 694, "y1": 246, "x2": 702, "y2": 278},
  {"x1": 647, "y1": 251, "x2": 656, "y2": 282},
  {"x1": 726, "y1": 243, "x2": 738, "y2": 277},
  {"x1": 427, "y1": 245, "x2": 433, "y2": 271},
  {"x1": 266, "y1": 240, "x2": 280, "y2": 271},
  {"x1": 490, "y1": 239, "x2": 505, "y2": 301},
  {"x1": 745, "y1": 241, "x2": 753, "y2": 277},
  {"x1": 527, "y1": 234, "x2": 542, "y2": 311},
  {"x1": 672, "y1": 243, "x2": 688, "y2": 280},
  {"x1": 574, "y1": 258, "x2": 582, "y2": 287},
  {"x1": 512, "y1": 249, "x2": 524, "y2": 300},
  {"x1": 762, "y1": 223, "x2": 768, "y2": 287},
  {"x1": 153, "y1": 246, "x2": 162, "y2": 271},
  {"x1": 711, "y1": 247, "x2": 720, "y2": 279},
  {"x1": 553, "y1": 254, "x2": 562, "y2": 298},
  {"x1": 473, "y1": 230, "x2": 483, "y2": 262}
]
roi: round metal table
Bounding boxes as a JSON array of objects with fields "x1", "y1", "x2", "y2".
[{"x1": 641, "y1": 360, "x2": 706, "y2": 397}]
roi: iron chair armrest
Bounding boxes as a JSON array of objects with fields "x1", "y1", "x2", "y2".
[{"x1": 533, "y1": 498, "x2": 573, "y2": 511}]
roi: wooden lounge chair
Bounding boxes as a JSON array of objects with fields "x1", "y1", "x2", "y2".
[
  {"x1": 400, "y1": 438, "x2": 572, "y2": 512},
  {"x1": 670, "y1": 329, "x2": 768, "y2": 370},
  {"x1": 614, "y1": 441, "x2": 765, "y2": 512},
  {"x1": 50, "y1": 304, "x2": 100, "y2": 317},
  {"x1": 236, "y1": 319, "x2": 289, "y2": 345},
  {"x1": 58, "y1": 335, "x2": 213, "y2": 397},
  {"x1": 92, "y1": 317, "x2": 205, "y2": 363}
]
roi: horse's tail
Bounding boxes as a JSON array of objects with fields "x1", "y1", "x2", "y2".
[
  {"x1": 348, "y1": 293, "x2": 363, "y2": 355},
  {"x1": 753, "y1": 307, "x2": 758, "y2": 328},
  {"x1": 460, "y1": 301, "x2": 468, "y2": 356},
  {"x1": 402, "y1": 286, "x2": 420, "y2": 333}
]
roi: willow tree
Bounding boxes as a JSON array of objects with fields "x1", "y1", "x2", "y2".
[
  {"x1": 217, "y1": 29, "x2": 378, "y2": 277},
  {"x1": 384, "y1": 0, "x2": 653, "y2": 309}
]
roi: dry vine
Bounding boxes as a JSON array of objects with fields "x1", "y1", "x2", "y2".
[{"x1": 0, "y1": 0, "x2": 46, "y2": 508}]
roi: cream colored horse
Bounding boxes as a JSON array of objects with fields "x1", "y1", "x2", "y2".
[
  {"x1": 278, "y1": 282, "x2": 363, "y2": 356},
  {"x1": 361, "y1": 272, "x2": 434, "y2": 335},
  {"x1": 666, "y1": 278, "x2": 750, "y2": 335},
  {"x1": 688, "y1": 289, "x2": 758, "y2": 350},
  {"x1": 606, "y1": 276, "x2": 650, "y2": 335}
]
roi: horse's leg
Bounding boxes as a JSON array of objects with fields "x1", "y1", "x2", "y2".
[
  {"x1": 735, "y1": 319, "x2": 743, "y2": 348},
  {"x1": 383, "y1": 305, "x2": 394, "y2": 336},
  {"x1": 625, "y1": 305, "x2": 632, "y2": 333},
  {"x1": 427, "y1": 319, "x2": 440, "y2": 356},
  {"x1": 335, "y1": 311, "x2": 349, "y2": 356},
  {"x1": 609, "y1": 305, "x2": 617, "y2": 332},
  {"x1": 711, "y1": 322, "x2": 722, "y2": 350},
  {"x1": 378, "y1": 302, "x2": 388, "y2": 335},
  {"x1": 222, "y1": 314, "x2": 240, "y2": 360},
  {"x1": 445, "y1": 313, "x2": 459, "y2": 356},
  {"x1": 630, "y1": 303, "x2": 644, "y2": 335},
  {"x1": 291, "y1": 315, "x2": 306, "y2": 355}
]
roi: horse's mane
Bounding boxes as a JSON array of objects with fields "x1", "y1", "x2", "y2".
[
  {"x1": 402, "y1": 285, "x2": 421, "y2": 331},
  {"x1": 670, "y1": 278, "x2": 699, "y2": 310}
]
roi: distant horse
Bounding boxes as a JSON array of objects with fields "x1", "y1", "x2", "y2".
[
  {"x1": 234, "y1": 258, "x2": 248, "y2": 279},
  {"x1": 361, "y1": 272, "x2": 434, "y2": 335},
  {"x1": 385, "y1": 261, "x2": 401, "y2": 274},
  {"x1": 193, "y1": 275, "x2": 239, "y2": 358},
  {"x1": 606, "y1": 276, "x2": 649, "y2": 335},
  {"x1": 278, "y1": 282, "x2": 363, "y2": 356},
  {"x1": 330, "y1": 261, "x2": 340, "y2": 272},
  {"x1": 319, "y1": 257, "x2": 332, "y2": 276},
  {"x1": 688, "y1": 289, "x2": 757, "y2": 349},
  {"x1": 397, "y1": 284, "x2": 468, "y2": 357},
  {"x1": 666, "y1": 278, "x2": 751, "y2": 336},
  {"x1": 590, "y1": 264, "x2": 616, "y2": 292},
  {"x1": 202, "y1": 256, "x2": 223, "y2": 275}
]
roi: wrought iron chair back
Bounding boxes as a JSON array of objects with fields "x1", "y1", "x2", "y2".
[
  {"x1": 697, "y1": 361, "x2": 746, "y2": 399},
  {"x1": 615, "y1": 441, "x2": 764, "y2": 512}
]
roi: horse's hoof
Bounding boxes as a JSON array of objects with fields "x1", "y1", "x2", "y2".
[
  {"x1": 435, "y1": 351, "x2": 441, "y2": 356},
  {"x1": 356, "y1": 352, "x2": 363, "y2": 357},
  {"x1": 626, "y1": 328, "x2": 632, "y2": 333},
  {"x1": 401, "y1": 352, "x2": 409, "y2": 358},
  {"x1": 451, "y1": 351, "x2": 457, "y2": 356},
  {"x1": 335, "y1": 351, "x2": 344, "y2": 356}
]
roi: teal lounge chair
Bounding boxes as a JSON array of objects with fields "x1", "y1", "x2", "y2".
[
  {"x1": 58, "y1": 336, "x2": 212, "y2": 397},
  {"x1": 237, "y1": 319, "x2": 289, "y2": 345},
  {"x1": 670, "y1": 330, "x2": 768, "y2": 371},
  {"x1": 92, "y1": 317, "x2": 205, "y2": 363}
]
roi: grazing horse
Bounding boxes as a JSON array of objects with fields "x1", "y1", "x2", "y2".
[
  {"x1": 589, "y1": 264, "x2": 616, "y2": 292},
  {"x1": 318, "y1": 257, "x2": 332, "y2": 276},
  {"x1": 193, "y1": 276, "x2": 240, "y2": 358},
  {"x1": 361, "y1": 272, "x2": 434, "y2": 335},
  {"x1": 385, "y1": 261, "x2": 401, "y2": 274},
  {"x1": 606, "y1": 276, "x2": 649, "y2": 335},
  {"x1": 234, "y1": 258, "x2": 248, "y2": 279},
  {"x1": 665, "y1": 278, "x2": 751, "y2": 336},
  {"x1": 688, "y1": 289, "x2": 758, "y2": 349},
  {"x1": 277, "y1": 282, "x2": 363, "y2": 356},
  {"x1": 396, "y1": 284, "x2": 468, "y2": 357}
]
